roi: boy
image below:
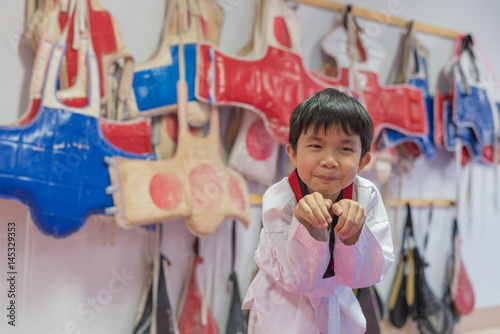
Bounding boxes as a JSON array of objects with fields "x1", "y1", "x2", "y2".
[{"x1": 242, "y1": 88, "x2": 394, "y2": 333}]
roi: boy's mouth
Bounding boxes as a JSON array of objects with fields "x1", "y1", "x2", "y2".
[{"x1": 315, "y1": 175, "x2": 339, "y2": 182}]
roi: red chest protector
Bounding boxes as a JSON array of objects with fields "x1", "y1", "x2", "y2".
[
  {"x1": 17, "y1": 2, "x2": 151, "y2": 155},
  {"x1": 57, "y1": 0, "x2": 132, "y2": 104},
  {"x1": 320, "y1": 22, "x2": 428, "y2": 142},
  {"x1": 196, "y1": 47, "x2": 336, "y2": 144},
  {"x1": 195, "y1": 0, "x2": 342, "y2": 144}
]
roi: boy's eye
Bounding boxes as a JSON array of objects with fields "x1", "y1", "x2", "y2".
[
  {"x1": 309, "y1": 144, "x2": 322, "y2": 149},
  {"x1": 341, "y1": 147, "x2": 353, "y2": 152}
]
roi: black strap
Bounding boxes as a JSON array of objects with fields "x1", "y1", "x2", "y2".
[
  {"x1": 453, "y1": 217, "x2": 459, "y2": 238},
  {"x1": 460, "y1": 34, "x2": 480, "y2": 82},
  {"x1": 343, "y1": 4, "x2": 353, "y2": 29},
  {"x1": 231, "y1": 220, "x2": 236, "y2": 271},
  {"x1": 323, "y1": 190, "x2": 344, "y2": 279},
  {"x1": 156, "y1": 255, "x2": 176, "y2": 333},
  {"x1": 193, "y1": 237, "x2": 199, "y2": 255},
  {"x1": 422, "y1": 204, "x2": 434, "y2": 254},
  {"x1": 452, "y1": 217, "x2": 459, "y2": 255},
  {"x1": 403, "y1": 203, "x2": 414, "y2": 249},
  {"x1": 461, "y1": 34, "x2": 474, "y2": 57}
]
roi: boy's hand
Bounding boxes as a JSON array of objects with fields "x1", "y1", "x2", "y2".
[
  {"x1": 294, "y1": 192, "x2": 333, "y2": 233},
  {"x1": 331, "y1": 199, "x2": 366, "y2": 245}
]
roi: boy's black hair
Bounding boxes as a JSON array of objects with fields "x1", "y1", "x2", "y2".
[{"x1": 288, "y1": 88, "x2": 374, "y2": 158}]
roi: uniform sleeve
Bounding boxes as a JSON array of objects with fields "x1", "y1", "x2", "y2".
[
  {"x1": 253, "y1": 182, "x2": 332, "y2": 295},
  {"x1": 333, "y1": 181, "x2": 395, "y2": 288}
]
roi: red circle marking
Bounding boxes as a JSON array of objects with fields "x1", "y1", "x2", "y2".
[
  {"x1": 149, "y1": 173, "x2": 183, "y2": 210},
  {"x1": 246, "y1": 119, "x2": 274, "y2": 160},
  {"x1": 189, "y1": 164, "x2": 223, "y2": 212}
]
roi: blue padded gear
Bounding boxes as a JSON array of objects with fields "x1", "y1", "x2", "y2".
[
  {"x1": 132, "y1": 44, "x2": 197, "y2": 113},
  {"x1": 443, "y1": 100, "x2": 482, "y2": 159},
  {"x1": 0, "y1": 41, "x2": 154, "y2": 237},
  {"x1": 453, "y1": 81, "x2": 495, "y2": 146}
]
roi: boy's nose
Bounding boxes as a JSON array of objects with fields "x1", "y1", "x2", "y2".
[{"x1": 321, "y1": 154, "x2": 339, "y2": 168}]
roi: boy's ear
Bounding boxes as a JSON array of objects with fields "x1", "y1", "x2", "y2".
[
  {"x1": 286, "y1": 144, "x2": 298, "y2": 168},
  {"x1": 357, "y1": 152, "x2": 372, "y2": 172}
]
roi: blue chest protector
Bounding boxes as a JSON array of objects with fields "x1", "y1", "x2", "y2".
[
  {"x1": 0, "y1": 38, "x2": 153, "y2": 237},
  {"x1": 452, "y1": 37, "x2": 495, "y2": 147},
  {"x1": 442, "y1": 99, "x2": 482, "y2": 159},
  {"x1": 452, "y1": 81, "x2": 494, "y2": 146}
]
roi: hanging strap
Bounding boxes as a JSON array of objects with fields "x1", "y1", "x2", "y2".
[
  {"x1": 175, "y1": 1, "x2": 219, "y2": 151},
  {"x1": 150, "y1": 224, "x2": 162, "y2": 334},
  {"x1": 231, "y1": 220, "x2": 237, "y2": 272},
  {"x1": 395, "y1": 21, "x2": 415, "y2": 85},
  {"x1": 472, "y1": 35, "x2": 500, "y2": 210},
  {"x1": 176, "y1": 237, "x2": 197, "y2": 324},
  {"x1": 460, "y1": 35, "x2": 480, "y2": 85},
  {"x1": 402, "y1": 203, "x2": 414, "y2": 251},
  {"x1": 454, "y1": 135, "x2": 462, "y2": 221},
  {"x1": 403, "y1": 203, "x2": 416, "y2": 309},
  {"x1": 345, "y1": 8, "x2": 367, "y2": 107},
  {"x1": 422, "y1": 204, "x2": 434, "y2": 255},
  {"x1": 394, "y1": 167, "x2": 404, "y2": 249},
  {"x1": 452, "y1": 217, "x2": 459, "y2": 242},
  {"x1": 56, "y1": 0, "x2": 89, "y2": 101},
  {"x1": 492, "y1": 112, "x2": 499, "y2": 214}
]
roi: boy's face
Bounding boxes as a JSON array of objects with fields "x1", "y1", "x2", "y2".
[{"x1": 286, "y1": 125, "x2": 371, "y2": 201}]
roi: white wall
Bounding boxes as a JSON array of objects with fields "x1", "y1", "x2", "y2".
[{"x1": 1, "y1": 0, "x2": 500, "y2": 333}]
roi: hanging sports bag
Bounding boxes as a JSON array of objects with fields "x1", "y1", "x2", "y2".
[{"x1": 407, "y1": 204, "x2": 454, "y2": 334}]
